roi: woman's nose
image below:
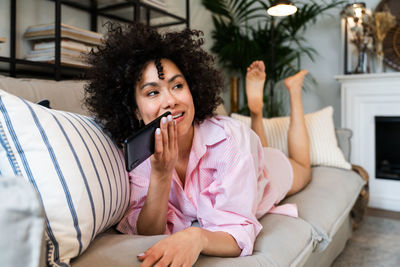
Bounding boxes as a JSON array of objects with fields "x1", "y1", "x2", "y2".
[{"x1": 162, "y1": 90, "x2": 177, "y2": 109}]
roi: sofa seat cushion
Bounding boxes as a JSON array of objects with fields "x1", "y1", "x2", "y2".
[
  {"x1": 283, "y1": 166, "x2": 365, "y2": 251},
  {"x1": 196, "y1": 215, "x2": 318, "y2": 267},
  {"x1": 71, "y1": 214, "x2": 318, "y2": 267},
  {"x1": 70, "y1": 229, "x2": 165, "y2": 267},
  {"x1": 251, "y1": 214, "x2": 318, "y2": 267}
]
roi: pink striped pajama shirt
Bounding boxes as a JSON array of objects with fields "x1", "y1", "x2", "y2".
[{"x1": 117, "y1": 116, "x2": 297, "y2": 256}]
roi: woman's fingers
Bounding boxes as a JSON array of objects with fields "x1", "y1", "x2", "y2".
[
  {"x1": 160, "y1": 116, "x2": 169, "y2": 158},
  {"x1": 152, "y1": 114, "x2": 178, "y2": 170},
  {"x1": 174, "y1": 120, "x2": 178, "y2": 151},
  {"x1": 154, "y1": 253, "x2": 174, "y2": 267},
  {"x1": 154, "y1": 127, "x2": 162, "y2": 160},
  {"x1": 139, "y1": 250, "x2": 162, "y2": 267},
  {"x1": 167, "y1": 115, "x2": 175, "y2": 151},
  {"x1": 169, "y1": 256, "x2": 186, "y2": 267}
]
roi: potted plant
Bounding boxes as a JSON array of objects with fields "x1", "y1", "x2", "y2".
[{"x1": 202, "y1": 0, "x2": 346, "y2": 116}]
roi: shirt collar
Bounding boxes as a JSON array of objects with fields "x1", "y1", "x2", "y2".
[{"x1": 192, "y1": 117, "x2": 227, "y2": 159}]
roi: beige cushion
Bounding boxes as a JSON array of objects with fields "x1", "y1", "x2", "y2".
[
  {"x1": 231, "y1": 106, "x2": 351, "y2": 170},
  {"x1": 0, "y1": 75, "x2": 88, "y2": 115},
  {"x1": 283, "y1": 166, "x2": 365, "y2": 251}
]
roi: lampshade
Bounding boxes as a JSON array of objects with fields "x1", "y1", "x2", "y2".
[
  {"x1": 267, "y1": 0, "x2": 297, "y2": 17},
  {"x1": 341, "y1": 2, "x2": 366, "y2": 18}
]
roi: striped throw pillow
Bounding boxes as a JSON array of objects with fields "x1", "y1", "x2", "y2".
[
  {"x1": 0, "y1": 89, "x2": 129, "y2": 266},
  {"x1": 231, "y1": 106, "x2": 351, "y2": 170}
]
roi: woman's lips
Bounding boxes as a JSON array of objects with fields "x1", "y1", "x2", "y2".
[{"x1": 173, "y1": 112, "x2": 184, "y2": 124}]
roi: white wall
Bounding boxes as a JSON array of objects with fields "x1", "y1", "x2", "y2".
[
  {"x1": 0, "y1": 0, "x2": 385, "y2": 126},
  {"x1": 186, "y1": 0, "x2": 383, "y2": 126},
  {"x1": 295, "y1": 0, "x2": 382, "y2": 126}
]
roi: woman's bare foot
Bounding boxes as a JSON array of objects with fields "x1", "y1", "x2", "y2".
[
  {"x1": 284, "y1": 70, "x2": 308, "y2": 97},
  {"x1": 246, "y1": 60, "x2": 266, "y2": 115}
]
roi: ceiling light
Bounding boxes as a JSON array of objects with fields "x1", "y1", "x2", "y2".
[{"x1": 267, "y1": 0, "x2": 297, "y2": 17}]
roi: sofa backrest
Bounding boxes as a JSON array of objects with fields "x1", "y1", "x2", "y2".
[
  {"x1": 0, "y1": 75, "x2": 229, "y2": 117},
  {"x1": 0, "y1": 75, "x2": 89, "y2": 115}
]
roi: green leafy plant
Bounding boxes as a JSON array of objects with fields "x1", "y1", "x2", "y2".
[{"x1": 202, "y1": 0, "x2": 346, "y2": 116}]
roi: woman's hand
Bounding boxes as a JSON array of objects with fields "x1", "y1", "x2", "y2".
[
  {"x1": 151, "y1": 114, "x2": 178, "y2": 179},
  {"x1": 137, "y1": 227, "x2": 203, "y2": 267},
  {"x1": 136, "y1": 114, "x2": 178, "y2": 235}
]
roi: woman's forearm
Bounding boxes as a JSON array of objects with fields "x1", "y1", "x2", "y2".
[
  {"x1": 136, "y1": 172, "x2": 172, "y2": 235},
  {"x1": 193, "y1": 227, "x2": 242, "y2": 257}
]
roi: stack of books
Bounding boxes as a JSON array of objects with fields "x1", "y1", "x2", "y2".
[
  {"x1": 142, "y1": 0, "x2": 167, "y2": 10},
  {"x1": 24, "y1": 23, "x2": 103, "y2": 68}
]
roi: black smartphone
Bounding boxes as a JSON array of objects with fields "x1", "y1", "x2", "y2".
[{"x1": 124, "y1": 111, "x2": 171, "y2": 172}]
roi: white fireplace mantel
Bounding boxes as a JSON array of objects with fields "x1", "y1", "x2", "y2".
[{"x1": 335, "y1": 73, "x2": 400, "y2": 212}]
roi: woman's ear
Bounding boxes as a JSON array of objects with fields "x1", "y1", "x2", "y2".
[{"x1": 134, "y1": 109, "x2": 142, "y2": 121}]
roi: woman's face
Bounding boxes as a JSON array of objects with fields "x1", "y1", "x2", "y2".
[{"x1": 135, "y1": 59, "x2": 195, "y2": 139}]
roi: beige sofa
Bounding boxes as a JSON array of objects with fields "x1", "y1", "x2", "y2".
[{"x1": 0, "y1": 75, "x2": 367, "y2": 267}]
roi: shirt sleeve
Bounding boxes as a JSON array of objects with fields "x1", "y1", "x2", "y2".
[
  {"x1": 196, "y1": 150, "x2": 262, "y2": 256},
  {"x1": 116, "y1": 161, "x2": 150, "y2": 235}
]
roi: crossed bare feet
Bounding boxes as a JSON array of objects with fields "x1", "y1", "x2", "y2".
[{"x1": 245, "y1": 60, "x2": 308, "y2": 115}]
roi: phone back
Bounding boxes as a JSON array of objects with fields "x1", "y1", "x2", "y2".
[
  {"x1": 124, "y1": 125, "x2": 155, "y2": 171},
  {"x1": 124, "y1": 111, "x2": 170, "y2": 172}
]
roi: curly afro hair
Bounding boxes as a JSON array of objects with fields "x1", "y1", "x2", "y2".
[{"x1": 84, "y1": 22, "x2": 225, "y2": 147}]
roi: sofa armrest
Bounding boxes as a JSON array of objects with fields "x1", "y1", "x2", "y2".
[
  {"x1": 0, "y1": 176, "x2": 46, "y2": 267},
  {"x1": 335, "y1": 128, "x2": 352, "y2": 162},
  {"x1": 350, "y1": 164, "x2": 370, "y2": 230}
]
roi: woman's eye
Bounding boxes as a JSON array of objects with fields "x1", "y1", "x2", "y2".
[
  {"x1": 173, "y1": 83, "x2": 183, "y2": 90},
  {"x1": 147, "y1": 90, "x2": 159, "y2": 97}
]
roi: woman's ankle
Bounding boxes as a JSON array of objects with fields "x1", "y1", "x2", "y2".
[{"x1": 250, "y1": 111, "x2": 263, "y2": 119}]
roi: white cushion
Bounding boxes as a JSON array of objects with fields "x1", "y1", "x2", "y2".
[
  {"x1": 0, "y1": 89, "x2": 129, "y2": 266},
  {"x1": 231, "y1": 106, "x2": 351, "y2": 170}
]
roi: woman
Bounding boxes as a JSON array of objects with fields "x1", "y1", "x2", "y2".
[{"x1": 85, "y1": 22, "x2": 310, "y2": 267}]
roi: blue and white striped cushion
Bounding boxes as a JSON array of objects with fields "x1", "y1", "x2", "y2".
[{"x1": 0, "y1": 89, "x2": 129, "y2": 266}]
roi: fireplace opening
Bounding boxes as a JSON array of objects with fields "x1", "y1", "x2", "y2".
[{"x1": 375, "y1": 116, "x2": 400, "y2": 180}]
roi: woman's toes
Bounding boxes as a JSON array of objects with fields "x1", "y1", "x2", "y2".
[
  {"x1": 299, "y1": 70, "x2": 308, "y2": 77},
  {"x1": 284, "y1": 70, "x2": 308, "y2": 92}
]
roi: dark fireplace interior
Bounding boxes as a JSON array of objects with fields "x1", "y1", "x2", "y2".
[{"x1": 375, "y1": 116, "x2": 400, "y2": 180}]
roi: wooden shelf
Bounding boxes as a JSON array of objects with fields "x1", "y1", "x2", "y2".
[
  {"x1": 0, "y1": 56, "x2": 85, "y2": 79},
  {"x1": 0, "y1": 37, "x2": 6, "y2": 43},
  {"x1": 2, "y1": 0, "x2": 190, "y2": 80}
]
